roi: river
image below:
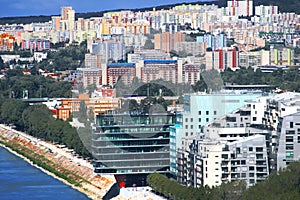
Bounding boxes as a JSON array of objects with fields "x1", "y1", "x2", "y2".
[{"x1": 0, "y1": 146, "x2": 91, "y2": 200}]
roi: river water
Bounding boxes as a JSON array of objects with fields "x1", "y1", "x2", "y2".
[{"x1": 0, "y1": 146, "x2": 90, "y2": 200}]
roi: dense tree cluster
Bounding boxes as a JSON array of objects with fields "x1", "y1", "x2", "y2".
[
  {"x1": 243, "y1": 162, "x2": 300, "y2": 200},
  {"x1": 0, "y1": 74, "x2": 72, "y2": 98},
  {"x1": 221, "y1": 67, "x2": 300, "y2": 92},
  {"x1": 148, "y1": 162, "x2": 300, "y2": 200},
  {"x1": 0, "y1": 73, "x2": 90, "y2": 157},
  {"x1": 147, "y1": 173, "x2": 246, "y2": 200},
  {"x1": 115, "y1": 78, "x2": 194, "y2": 97},
  {"x1": 37, "y1": 41, "x2": 87, "y2": 71},
  {"x1": 0, "y1": 99, "x2": 91, "y2": 158}
]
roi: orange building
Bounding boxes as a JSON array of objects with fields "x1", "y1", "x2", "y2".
[
  {"x1": 0, "y1": 33, "x2": 15, "y2": 51},
  {"x1": 56, "y1": 94, "x2": 121, "y2": 121},
  {"x1": 154, "y1": 32, "x2": 185, "y2": 53}
]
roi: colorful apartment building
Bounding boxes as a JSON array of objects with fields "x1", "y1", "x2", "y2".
[
  {"x1": 154, "y1": 32, "x2": 185, "y2": 53},
  {"x1": 206, "y1": 48, "x2": 238, "y2": 70},
  {"x1": 105, "y1": 63, "x2": 136, "y2": 86},
  {"x1": 140, "y1": 60, "x2": 183, "y2": 84},
  {"x1": 21, "y1": 39, "x2": 51, "y2": 51},
  {"x1": 0, "y1": 33, "x2": 15, "y2": 51},
  {"x1": 56, "y1": 93, "x2": 121, "y2": 121}
]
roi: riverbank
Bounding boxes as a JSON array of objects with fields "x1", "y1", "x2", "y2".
[{"x1": 0, "y1": 124, "x2": 115, "y2": 200}]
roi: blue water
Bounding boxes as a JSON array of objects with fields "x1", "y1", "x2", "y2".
[{"x1": 0, "y1": 146, "x2": 91, "y2": 200}]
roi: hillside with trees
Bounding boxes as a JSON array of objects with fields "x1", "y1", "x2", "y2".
[{"x1": 0, "y1": 0, "x2": 299, "y2": 25}]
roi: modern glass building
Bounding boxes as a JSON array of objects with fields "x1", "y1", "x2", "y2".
[{"x1": 92, "y1": 113, "x2": 176, "y2": 186}]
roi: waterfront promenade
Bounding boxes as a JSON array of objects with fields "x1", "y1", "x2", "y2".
[{"x1": 0, "y1": 124, "x2": 115, "y2": 200}]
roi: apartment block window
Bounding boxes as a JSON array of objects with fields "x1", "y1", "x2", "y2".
[
  {"x1": 190, "y1": 125, "x2": 193, "y2": 129},
  {"x1": 256, "y1": 147, "x2": 263, "y2": 152},
  {"x1": 286, "y1": 144, "x2": 294, "y2": 150},
  {"x1": 190, "y1": 118, "x2": 193, "y2": 122},
  {"x1": 249, "y1": 166, "x2": 254, "y2": 171},
  {"x1": 286, "y1": 130, "x2": 295, "y2": 135},
  {"x1": 199, "y1": 118, "x2": 201, "y2": 122},
  {"x1": 206, "y1": 111, "x2": 209, "y2": 115},
  {"x1": 185, "y1": 118, "x2": 188, "y2": 122},
  {"x1": 298, "y1": 136, "x2": 300, "y2": 143},
  {"x1": 253, "y1": 117, "x2": 257, "y2": 121},
  {"x1": 185, "y1": 125, "x2": 188, "y2": 129},
  {"x1": 214, "y1": 111, "x2": 217, "y2": 115},
  {"x1": 206, "y1": 118, "x2": 209, "y2": 122},
  {"x1": 290, "y1": 122, "x2": 294, "y2": 128},
  {"x1": 286, "y1": 136, "x2": 294, "y2": 143},
  {"x1": 286, "y1": 151, "x2": 294, "y2": 158},
  {"x1": 198, "y1": 111, "x2": 201, "y2": 115},
  {"x1": 249, "y1": 147, "x2": 253, "y2": 151}
]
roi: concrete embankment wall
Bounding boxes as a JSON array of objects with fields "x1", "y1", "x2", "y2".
[{"x1": 0, "y1": 124, "x2": 115, "y2": 200}]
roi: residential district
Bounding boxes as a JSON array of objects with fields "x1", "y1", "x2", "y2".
[{"x1": 1, "y1": 0, "x2": 300, "y2": 196}]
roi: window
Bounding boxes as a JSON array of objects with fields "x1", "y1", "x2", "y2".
[
  {"x1": 222, "y1": 154, "x2": 228, "y2": 159},
  {"x1": 249, "y1": 147, "x2": 253, "y2": 151},
  {"x1": 256, "y1": 147, "x2": 263, "y2": 152},
  {"x1": 191, "y1": 125, "x2": 194, "y2": 129},
  {"x1": 185, "y1": 132, "x2": 188, "y2": 136},
  {"x1": 286, "y1": 144, "x2": 294, "y2": 150},
  {"x1": 198, "y1": 111, "x2": 201, "y2": 115},
  {"x1": 185, "y1": 125, "x2": 188, "y2": 129},
  {"x1": 185, "y1": 118, "x2": 188, "y2": 122},
  {"x1": 290, "y1": 122, "x2": 294, "y2": 128},
  {"x1": 286, "y1": 136, "x2": 293, "y2": 143},
  {"x1": 253, "y1": 117, "x2": 257, "y2": 121},
  {"x1": 206, "y1": 118, "x2": 209, "y2": 122},
  {"x1": 191, "y1": 118, "x2": 193, "y2": 122},
  {"x1": 199, "y1": 118, "x2": 201, "y2": 122},
  {"x1": 286, "y1": 151, "x2": 294, "y2": 158},
  {"x1": 249, "y1": 166, "x2": 254, "y2": 171},
  {"x1": 206, "y1": 111, "x2": 209, "y2": 115},
  {"x1": 286, "y1": 130, "x2": 295, "y2": 135},
  {"x1": 214, "y1": 111, "x2": 217, "y2": 115}
]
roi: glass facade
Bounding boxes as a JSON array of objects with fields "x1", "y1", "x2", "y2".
[{"x1": 93, "y1": 113, "x2": 176, "y2": 174}]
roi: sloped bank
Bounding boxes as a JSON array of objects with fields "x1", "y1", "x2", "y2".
[{"x1": 0, "y1": 124, "x2": 115, "y2": 200}]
